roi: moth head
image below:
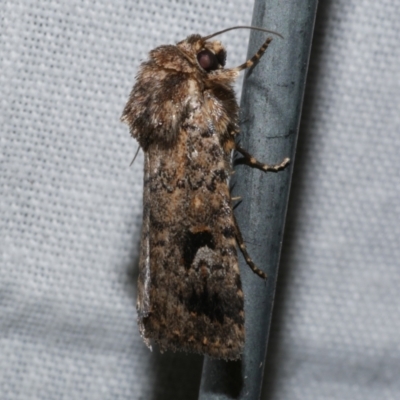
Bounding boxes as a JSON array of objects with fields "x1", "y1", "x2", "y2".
[
  {"x1": 177, "y1": 26, "x2": 283, "y2": 74},
  {"x1": 197, "y1": 41, "x2": 227, "y2": 72},
  {"x1": 177, "y1": 35, "x2": 227, "y2": 73}
]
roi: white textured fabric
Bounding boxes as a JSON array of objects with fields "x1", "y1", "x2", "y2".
[{"x1": 1, "y1": 1, "x2": 399, "y2": 399}]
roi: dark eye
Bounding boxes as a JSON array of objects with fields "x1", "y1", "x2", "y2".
[{"x1": 197, "y1": 50, "x2": 219, "y2": 71}]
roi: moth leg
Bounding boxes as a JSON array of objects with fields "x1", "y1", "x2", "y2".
[
  {"x1": 234, "y1": 37, "x2": 273, "y2": 72},
  {"x1": 235, "y1": 144, "x2": 290, "y2": 172},
  {"x1": 232, "y1": 212, "x2": 267, "y2": 279},
  {"x1": 129, "y1": 146, "x2": 141, "y2": 166}
]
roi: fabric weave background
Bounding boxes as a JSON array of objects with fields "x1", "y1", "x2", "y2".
[{"x1": 1, "y1": 1, "x2": 399, "y2": 399}]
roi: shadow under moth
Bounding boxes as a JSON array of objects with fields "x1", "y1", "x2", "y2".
[{"x1": 121, "y1": 26, "x2": 290, "y2": 360}]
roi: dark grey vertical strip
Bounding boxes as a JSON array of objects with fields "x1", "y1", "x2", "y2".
[{"x1": 198, "y1": 0, "x2": 318, "y2": 399}]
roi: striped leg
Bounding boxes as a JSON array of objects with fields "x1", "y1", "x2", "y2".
[
  {"x1": 235, "y1": 145, "x2": 290, "y2": 172},
  {"x1": 232, "y1": 212, "x2": 267, "y2": 279},
  {"x1": 232, "y1": 145, "x2": 289, "y2": 278},
  {"x1": 234, "y1": 37, "x2": 273, "y2": 72}
]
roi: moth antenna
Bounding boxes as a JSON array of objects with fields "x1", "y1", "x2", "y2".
[
  {"x1": 201, "y1": 26, "x2": 284, "y2": 42},
  {"x1": 130, "y1": 146, "x2": 141, "y2": 166}
]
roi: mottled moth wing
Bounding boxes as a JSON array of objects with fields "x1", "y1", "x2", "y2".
[{"x1": 139, "y1": 130, "x2": 244, "y2": 360}]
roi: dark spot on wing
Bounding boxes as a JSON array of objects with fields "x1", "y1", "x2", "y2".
[{"x1": 183, "y1": 230, "x2": 215, "y2": 269}]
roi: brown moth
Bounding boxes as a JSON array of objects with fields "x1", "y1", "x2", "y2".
[{"x1": 121, "y1": 26, "x2": 289, "y2": 360}]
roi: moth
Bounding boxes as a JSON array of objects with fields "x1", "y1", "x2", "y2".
[{"x1": 121, "y1": 26, "x2": 289, "y2": 360}]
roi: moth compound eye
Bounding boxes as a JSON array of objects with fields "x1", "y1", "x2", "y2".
[{"x1": 197, "y1": 50, "x2": 219, "y2": 71}]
